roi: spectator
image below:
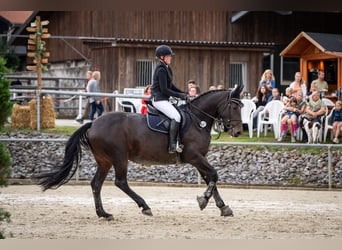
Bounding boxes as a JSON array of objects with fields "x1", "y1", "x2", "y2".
[
  {"x1": 140, "y1": 84, "x2": 151, "y2": 115},
  {"x1": 301, "y1": 91, "x2": 326, "y2": 143},
  {"x1": 252, "y1": 85, "x2": 271, "y2": 129},
  {"x1": 278, "y1": 96, "x2": 299, "y2": 142},
  {"x1": 306, "y1": 82, "x2": 319, "y2": 101},
  {"x1": 76, "y1": 70, "x2": 92, "y2": 124},
  {"x1": 267, "y1": 87, "x2": 281, "y2": 102},
  {"x1": 311, "y1": 70, "x2": 328, "y2": 96},
  {"x1": 331, "y1": 100, "x2": 342, "y2": 143},
  {"x1": 281, "y1": 87, "x2": 294, "y2": 105},
  {"x1": 87, "y1": 71, "x2": 104, "y2": 121},
  {"x1": 186, "y1": 80, "x2": 197, "y2": 93},
  {"x1": 208, "y1": 85, "x2": 217, "y2": 91},
  {"x1": 290, "y1": 72, "x2": 307, "y2": 99},
  {"x1": 259, "y1": 69, "x2": 275, "y2": 90},
  {"x1": 188, "y1": 86, "x2": 200, "y2": 100}
]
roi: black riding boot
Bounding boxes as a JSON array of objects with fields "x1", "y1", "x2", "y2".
[{"x1": 168, "y1": 119, "x2": 183, "y2": 154}]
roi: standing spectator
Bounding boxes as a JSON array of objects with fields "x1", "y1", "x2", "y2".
[
  {"x1": 217, "y1": 84, "x2": 224, "y2": 90},
  {"x1": 76, "y1": 70, "x2": 92, "y2": 124},
  {"x1": 331, "y1": 100, "x2": 342, "y2": 143},
  {"x1": 188, "y1": 86, "x2": 200, "y2": 100},
  {"x1": 140, "y1": 84, "x2": 151, "y2": 115},
  {"x1": 311, "y1": 70, "x2": 328, "y2": 96},
  {"x1": 186, "y1": 80, "x2": 197, "y2": 93},
  {"x1": 87, "y1": 71, "x2": 104, "y2": 121},
  {"x1": 290, "y1": 72, "x2": 307, "y2": 99},
  {"x1": 208, "y1": 85, "x2": 217, "y2": 91},
  {"x1": 259, "y1": 69, "x2": 275, "y2": 90}
]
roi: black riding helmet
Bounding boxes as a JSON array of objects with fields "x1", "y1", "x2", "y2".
[{"x1": 155, "y1": 45, "x2": 175, "y2": 58}]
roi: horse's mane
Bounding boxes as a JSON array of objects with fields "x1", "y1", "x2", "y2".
[{"x1": 190, "y1": 89, "x2": 228, "y2": 104}]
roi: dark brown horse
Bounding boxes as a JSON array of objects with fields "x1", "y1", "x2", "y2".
[{"x1": 34, "y1": 85, "x2": 244, "y2": 220}]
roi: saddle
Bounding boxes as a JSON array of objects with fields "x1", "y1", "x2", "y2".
[{"x1": 146, "y1": 103, "x2": 190, "y2": 135}]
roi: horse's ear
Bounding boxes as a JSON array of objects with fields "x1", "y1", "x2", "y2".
[{"x1": 231, "y1": 84, "x2": 244, "y2": 98}]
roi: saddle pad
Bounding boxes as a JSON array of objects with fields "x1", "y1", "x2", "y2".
[
  {"x1": 146, "y1": 112, "x2": 191, "y2": 135},
  {"x1": 147, "y1": 114, "x2": 169, "y2": 133}
]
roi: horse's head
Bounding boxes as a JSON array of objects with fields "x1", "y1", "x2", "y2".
[{"x1": 216, "y1": 85, "x2": 244, "y2": 137}]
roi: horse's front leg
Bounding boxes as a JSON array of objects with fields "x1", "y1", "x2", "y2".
[
  {"x1": 212, "y1": 186, "x2": 233, "y2": 216},
  {"x1": 194, "y1": 158, "x2": 233, "y2": 216},
  {"x1": 197, "y1": 181, "x2": 215, "y2": 210}
]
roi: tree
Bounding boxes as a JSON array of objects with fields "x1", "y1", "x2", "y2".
[{"x1": 0, "y1": 56, "x2": 12, "y2": 238}]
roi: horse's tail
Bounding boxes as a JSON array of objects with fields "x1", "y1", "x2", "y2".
[{"x1": 33, "y1": 122, "x2": 93, "y2": 191}]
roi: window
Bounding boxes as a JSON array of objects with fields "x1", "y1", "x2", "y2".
[
  {"x1": 135, "y1": 59, "x2": 155, "y2": 87},
  {"x1": 229, "y1": 62, "x2": 247, "y2": 88},
  {"x1": 280, "y1": 57, "x2": 300, "y2": 85}
]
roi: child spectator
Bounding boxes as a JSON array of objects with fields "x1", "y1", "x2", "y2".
[
  {"x1": 331, "y1": 100, "x2": 342, "y2": 143},
  {"x1": 279, "y1": 96, "x2": 299, "y2": 142}
]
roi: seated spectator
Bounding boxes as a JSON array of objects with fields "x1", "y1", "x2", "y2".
[
  {"x1": 281, "y1": 87, "x2": 294, "y2": 105},
  {"x1": 252, "y1": 85, "x2": 271, "y2": 129},
  {"x1": 300, "y1": 91, "x2": 326, "y2": 144},
  {"x1": 331, "y1": 100, "x2": 342, "y2": 143},
  {"x1": 306, "y1": 82, "x2": 319, "y2": 101},
  {"x1": 267, "y1": 88, "x2": 281, "y2": 102},
  {"x1": 259, "y1": 69, "x2": 275, "y2": 90},
  {"x1": 278, "y1": 96, "x2": 301, "y2": 142}
]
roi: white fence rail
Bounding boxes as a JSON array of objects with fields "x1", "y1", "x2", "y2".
[{"x1": 10, "y1": 88, "x2": 149, "y2": 130}]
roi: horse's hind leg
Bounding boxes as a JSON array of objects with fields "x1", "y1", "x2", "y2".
[
  {"x1": 90, "y1": 160, "x2": 113, "y2": 220},
  {"x1": 114, "y1": 162, "x2": 152, "y2": 216}
]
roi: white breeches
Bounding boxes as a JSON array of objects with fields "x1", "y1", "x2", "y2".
[{"x1": 152, "y1": 100, "x2": 181, "y2": 122}]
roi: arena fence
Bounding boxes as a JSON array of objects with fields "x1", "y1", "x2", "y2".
[
  {"x1": 0, "y1": 137, "x2": 341, "y2": 189},
  {"x1": 5, "y1": 89, "x2": 342, "y2": 189}
]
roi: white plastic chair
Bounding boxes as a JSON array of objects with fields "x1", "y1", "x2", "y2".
[
  {"x1": 241, "y1": 99, "x2": 256, "y2": 138},
  {"x1": 257, "y1": 100, "x2": 284, "y2": 139},
  {"x1": 322, "y1": 98, "x2": 335, "y2": 107}
]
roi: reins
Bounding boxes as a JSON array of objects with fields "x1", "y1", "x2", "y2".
[{"x1": 186, "y1": 91, "x2": 243, "y2": 138}]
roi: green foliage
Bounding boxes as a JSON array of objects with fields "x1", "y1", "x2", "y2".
[
  {"x1": 0, "y1": 143, "x2": 11, "y2": 187},
  {"x1": 0, "y1": 55, "x2": 12, "y2": 238},
  {"x1": 0, "y1": 57, "x2": 12, "y2": 126}
]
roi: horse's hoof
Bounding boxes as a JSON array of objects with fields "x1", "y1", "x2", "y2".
[
  {"x1": 105, "y1": 215, "x2": 114, "y2": 221},
  {"x1": 220, "y1": 206, "x2": 233, "y2": 217},
  {"x1": 142, "y1": 208, "x2": 153, "y2": 216},
  {"x1": 197, "y1": 195, "x2": 208, "y2": 210}
]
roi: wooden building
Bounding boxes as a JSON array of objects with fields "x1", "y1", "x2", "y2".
[
  {"x1": 280, "y1": 31, "x2": 342, "y2": 99},
  {"x1": 5, "y1": 11, "x2": 342, "y2": 96}
]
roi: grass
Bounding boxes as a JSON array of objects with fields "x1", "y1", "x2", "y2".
[{"x1": 1, "y1": 123, "x2": 338, "y2": 155}]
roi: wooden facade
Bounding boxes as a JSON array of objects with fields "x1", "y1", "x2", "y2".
[
  {"x1": 280, "y1": 31, "x2": 342, "y2": 99},
  {"x1": 12, "y1": 11, "x2": 342, "y2": 96}
]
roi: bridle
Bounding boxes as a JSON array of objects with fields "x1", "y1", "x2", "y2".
[{"x1": 186, "y1": 91, "x2": 243, "y2": 136}]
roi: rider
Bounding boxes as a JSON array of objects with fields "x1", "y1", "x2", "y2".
[{"x1": 151, "y1": 45, "x2": 188, "y2": 154}]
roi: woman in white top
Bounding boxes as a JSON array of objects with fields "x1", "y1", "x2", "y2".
[{"x1": 289, "y1": 72, "x2": 307, "y2": 99}]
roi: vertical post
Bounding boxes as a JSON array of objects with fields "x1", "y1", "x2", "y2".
[
  {"x1": 78, "y1": 92, "x2": 83, "y2": 118},
  {"x1": 36, "y1": 90, "x2": 41, "y2": 131},
  {"x1": 36, "y1": 16, "x2": 42, "y2": 132},
  {"x1": 328, "y1": 145, "x2": 332, "y2": 190}
]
